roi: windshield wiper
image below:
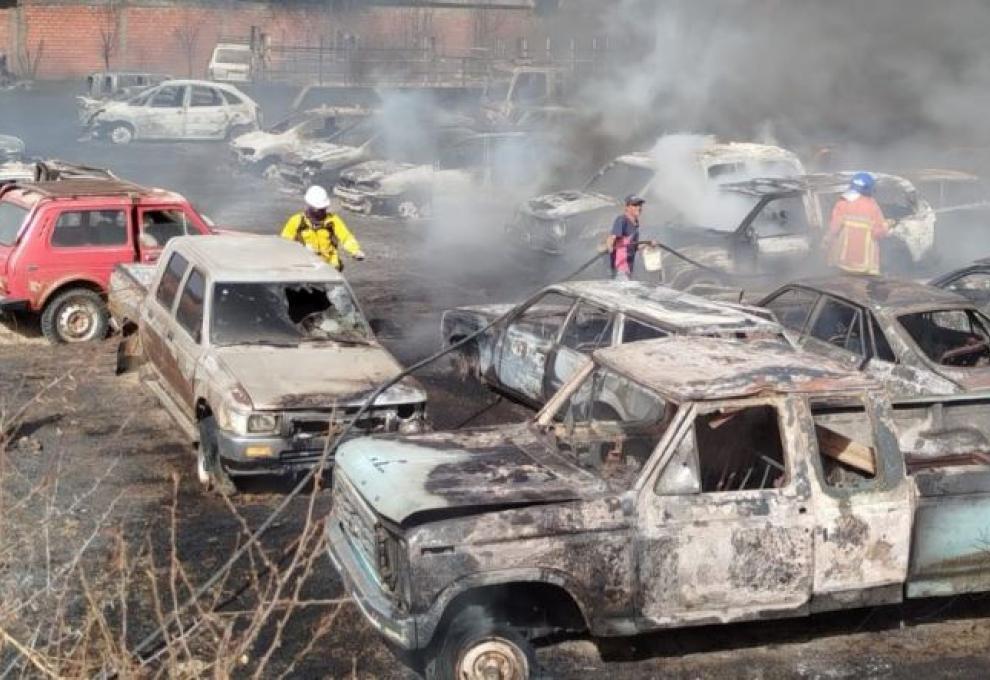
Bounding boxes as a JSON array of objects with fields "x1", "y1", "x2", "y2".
[{"x1": 229, "y1": 339, "x2": 300, "y2": 348}]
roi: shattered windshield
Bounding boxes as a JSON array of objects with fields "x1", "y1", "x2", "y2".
[
  {"x1": 898, "y1": 308, "x2": 990, "y2": 368},
  {"x1": 327, "y1": 118, "x2": 375, "y2": 147},
  {"x1": 267, "y1": 112, "x2": 309, "y2": 134},
  {"x1": 585, "y1": 162, "x2": 654, "y2": 202},
  {"x1": 0, "y1": 202, "x2": 28, "y2": 246},
  {"x1": 550, "y1": 366, "x2": 676, "y2": 491},
  {"x1": 211, "y1": 281, "x2": 371, "y2": 347}
]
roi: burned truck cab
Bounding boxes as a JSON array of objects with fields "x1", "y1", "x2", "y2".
[{"x1": 328, "y1": 337, "x2": 920, "y2": 679}]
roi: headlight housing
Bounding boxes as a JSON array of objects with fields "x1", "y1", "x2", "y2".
[{"x1": 226, "y1": 410, "x2": 281, "y2": 435}]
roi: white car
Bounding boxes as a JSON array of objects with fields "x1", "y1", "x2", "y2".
[
  {"x1": 84, "y1": 80, "x2": 260, "y2": 144},
  {"x1": 208, "y1": 43, "x2": 253, "y2": 83}
]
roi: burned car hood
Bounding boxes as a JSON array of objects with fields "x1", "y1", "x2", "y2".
[
  {"x1": 300, "y1": 142, "x2": 364, "y2": 165},
  {"x1": 213, "y1": 345, "x2": 426, "y2": 410},
  {"x1": 231, "y1": 129, "x2": 278, "y2": 149},
  {"x1": 522, "y1": 189, "x2": 617, "y2": 220},
  {"x1": 340, "y1": 160, "x2": 420, "y2": 182},
  {"x1": 336, "y1": 424, "x2": 597, "y2": 524}
]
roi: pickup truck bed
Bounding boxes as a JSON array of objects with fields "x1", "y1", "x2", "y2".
[{"x1": 108, "y1": 263, "x2": 155, "y2": 329}]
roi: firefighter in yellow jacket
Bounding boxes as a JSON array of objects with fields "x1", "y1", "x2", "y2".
[{"x1": 281, "y1": 186, "x2": 365, "y2": 271}]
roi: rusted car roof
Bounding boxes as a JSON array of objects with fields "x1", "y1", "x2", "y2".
[
  {"x1": 787, "y1": 276, "x2": 968, "y2": 311},
  {"x1": 595, "y1": 336, "x2": 876, "y2": 401},
  {"x1": 167, "y1": 235, "x2": 344, "y2": 283},
  {"x1": 551, "y1": 280, "x2": 778, "y2": 331}
]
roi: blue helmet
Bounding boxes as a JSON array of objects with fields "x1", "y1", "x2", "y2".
[{"x1": 849, "y1": 171, "x2": 876, "y2": 196}]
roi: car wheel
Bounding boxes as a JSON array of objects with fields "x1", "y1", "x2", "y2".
[
  {"x1": 425, "y1": 605, "x2": 536, "y2": 680},
  {"x1": 40, "y1": 288, "x2": 109, "y2": 344},
  {"x1": 197, "y1": 416, "x2": 238, "y2": 496},
  {"x1": 109, "y1": 123, "x2": 135, "y2": 145}
]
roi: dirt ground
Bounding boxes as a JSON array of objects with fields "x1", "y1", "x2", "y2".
[{"x1": 1, "y1": 84, "x2": 989, "y2": 678}]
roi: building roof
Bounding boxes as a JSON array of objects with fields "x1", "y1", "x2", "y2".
[
  {"x1": 595, "y1": 336, "x2": 875, "y2": 401},
  {"x1": 553, "y1": 280, "x2": 780, "y2": 333},
  {"x1": 787, "y1": 276, "x2": 969, "y2": 312},
  {"x1": 171, "y1": 235, "x2": 343, "y2": 283}
]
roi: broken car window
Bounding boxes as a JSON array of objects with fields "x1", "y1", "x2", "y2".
[
  {"x1": 551, "y1": 366, "x2": 675, "y2": 491},
  {"x1": 156, "y1": 252, "x2": 188, "y2": 310},
  {"x1": 898, "y1": 308, "x2": 990, "y2": 367},
  {"x1": 0, "y1": 202, "x2": 28, "y2": 246},
  {"x1": 211, "y1": 282, "x2": 370, "y2": 347},
  {"x1": 870, "y1": 315, "x2": 897, "y2": 363},
  {"x1": 561, "y1": 302, "x2": 614, "y2": 352},
  {"x1": 763, "y1": 287, "x2": 819, "y2": 333},
  {"x1": 150, "y1": 85, "x2": 185, "y2": 108},
  {"x1": 811, "y1": 399, "x2": 878, "y2": 489},
  {"x1": 220, "y1": 90, "x2": 245, "y2": 107},
  {"x1": 190, "y1": 86, "x2": 222, "y2": 107},
  {"x1": 621, "y1": 318, "x2": 668, "y2": 343},
  {"x1": 809, "y1": 297, "x2": 865, "y2": 357},
  {"x1": 695, "y1": 405, "x2": 788, "y2": 492},
  {"x1": 511, "y1": 292, "x2": 574, "y2": 342},
  {"x1": 175, "y1": 268, "x2": 205, "y2": 342},
  {"x1": 585, "y1": 162, "x2": 654, "y2": 203}
]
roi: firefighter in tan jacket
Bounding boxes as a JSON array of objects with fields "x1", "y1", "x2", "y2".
[
  {"x1": 281, "y1": 186, "x2": 364, "y2": 271},
  {"x1": 825, "y1": 172, "x2": 890, "y2": 275}
]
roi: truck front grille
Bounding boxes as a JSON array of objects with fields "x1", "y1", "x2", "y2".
[{"x1": 334, "y1": 476, "x2": 379, "y2": 581}]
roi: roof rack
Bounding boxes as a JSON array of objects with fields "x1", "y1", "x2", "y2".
[{"x1": 9, "y1": 178, "x2": 154, "y2": 200}]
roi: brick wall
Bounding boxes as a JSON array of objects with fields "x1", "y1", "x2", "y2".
[{"x1": 0, "y1": 2, "x2": 531, "y2": 80}]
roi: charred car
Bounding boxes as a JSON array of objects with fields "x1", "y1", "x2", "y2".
[
  {"x1": 231, "y1": 106, "x2": 371, "y2": 173},
  {"x1": 83, "y1": 79, "x2": 261, "y2": 145},
  {"x1": 930, "y1": 257, "x2": 990, "y2": 311},
  {"x1": 109, "y1": 235, "x2": 428, "y2": 493},
  {"x1": 274, "y1": 113, "x2": 379, "y2": 187},
  {"x1": 442, "y1": 280, "x2": 788, "y2": 409},
  {"x1": 333, "y1": 131, "x2": 539, "y2": 219},
  {"x1": 505, "y1": 138, "x2": 805, "y2": 254},
  {"x1": 76, "y1": 71, "x2": 170, "y2": 123},
  {"x1": 658, "y1": 172, "x2": 936, "y2": 292},
  {"x1": 759, "y1": 276, "x2": 990, "y2": 396},
  {"x1": 0, "y1": 159, "x2": 117, "y2": 187},
  {"x1": 328, "y1": 335, "x2": 990, "y2": 678},
  {"x1": 905, "y1": 168, "x2": 990, "y2": 251}
]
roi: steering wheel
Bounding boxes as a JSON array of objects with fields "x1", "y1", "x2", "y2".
[{"x1": 939, "y1": 339, "x2": 990, "y2": 365}]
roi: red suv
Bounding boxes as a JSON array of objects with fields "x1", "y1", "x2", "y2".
[{"x1": 0, "y1": 179, "x2": 215, "y2": 343}]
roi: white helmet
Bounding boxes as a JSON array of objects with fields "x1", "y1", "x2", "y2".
[{"x1": 304, "y1": 185, "x2": 331, "y2": 210}]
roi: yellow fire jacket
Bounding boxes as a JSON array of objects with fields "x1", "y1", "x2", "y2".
[{"x1": 280, "y1": 212, "x2": 361, "y2": 271}]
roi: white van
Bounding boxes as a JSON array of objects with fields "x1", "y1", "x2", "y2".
[{"x1": 208, "y1": 43, "x2": 253, "y2": 83}]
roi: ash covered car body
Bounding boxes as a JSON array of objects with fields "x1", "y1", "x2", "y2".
[
  {"x1": 505, "y1": 138, "x2": 804, "y2": 254},
  {"x1": 327, "y1": 334, "x2": 990, "y2": 678},
  {"x1": 83, "y1": 79, "x2": 260, "y2": 144},
  {"x1": 658, "y1": 172, "x2": 936, "y2": 292},
  {"x1": 76, "y1": 71, "x2": 170, "y2": 124},
  {"x1": 0, "y1": 159, "x2": 117, "y2": 188},
  {"x1": 905, "y1": 168, "x2": 990, "y2": 250},
  {"x1": 441, "y1": 280, "x2": 788, "y2": 409},
  {"x1": 759, "y1": 276, "x2": 990, "y2": 396},
  {"x1": 333, "y1": 131, "x2": 539, "y2": 219},
  {"x1": 274, "y1": 112, "x2": 379, "y2": 187},
  {"x1": 930, "y1": 257, "x2": 990, "y2": 311},
  {"x1": 109, "y1": 235, "x2": 427, "y2": 491},
  {"x1": 231, "y1": 106, "x2": 370, "y2": 172}
]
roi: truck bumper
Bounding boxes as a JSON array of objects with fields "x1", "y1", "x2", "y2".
[
  {"x1": 215, "y1": 430, "x2": 331, "y2": 477},
  {"x1": 0, "y1": 296, "x2": 29, "y2": 315},
  {"x1": 326, "y1": 517, "x2": 418, "y2": 649}
]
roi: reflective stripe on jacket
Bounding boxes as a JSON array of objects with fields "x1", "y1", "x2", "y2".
[
  {"x1": 826, "y1": 194, "x2": 889, "y2": 275},
  {"x1": 280, "y1": 212, "x2": 361, "y2": 271}
]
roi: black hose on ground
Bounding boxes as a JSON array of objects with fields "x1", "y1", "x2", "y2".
[{"x1": 120, "y1": 250, "x2": 609, "y2": 671}]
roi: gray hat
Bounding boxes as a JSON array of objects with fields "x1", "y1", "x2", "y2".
[{"x1": 624, "y1": 194, "x2": 645, "y2": 206}]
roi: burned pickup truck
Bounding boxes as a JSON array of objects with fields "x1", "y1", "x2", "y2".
[
  {"x1": 328, "y1": 335, "x2": 990, "y2": 679},
  {"x1": 109, "y1": 235, "x2": 427, "y2": 494},
  {"x1": 441, "y1": 280, "x2": 788, "y2": 409},
  {"x1": 658, "y1": 172, "x2": 936, "y2": 292}
]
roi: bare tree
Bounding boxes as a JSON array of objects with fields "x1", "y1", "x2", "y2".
[
  {"x1": 97, "y1": 0, "x2": 122, "y2": 71},
  {"x1": 16, "y1": 39, "x2": 44, "y2": 81},
  {"x1": 173, "y1": 9, "x2": 201, "y2": 78}
]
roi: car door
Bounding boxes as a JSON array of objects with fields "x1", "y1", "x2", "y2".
[
  {"x1": 140, "y1": 84, "x2": 188, "y2": 139},
  {"x1": 494, "y1": 292, "x2": 575, "y2": 404},
  {"x1": 641, "y1": 397, "x2": 815, "y2": 625},
  {"x1": 39, "y1": 207, "x2": 132, "y2": 297},
  {"x1": 169, "y1": 267, "x2": 207, "y2": 410},
  {"x1": 543, "y1": 301, "x2": 616, "y2": 400},
  {"x1": 805, "y1": 395, "x2": 912, "y2": 609},
  {"x1": 186, "y1": 85, "x2": 229, "y2": 139},
  {"x1": 141, "y1": 251, "x2": 188, "y2": 393}
]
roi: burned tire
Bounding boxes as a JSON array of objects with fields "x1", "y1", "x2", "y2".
[
  {"x1": 425, "y1": 605, "x2": 536, "y2": 680},
  {"x1": 40, "y1": 288, "x2": 109, "y2": 344},
  {"x1": 197, "y1": 416, "x2": 238, "y2": 497},
  {"x1": 109, "y1": 123, "x2": 135, "y2": 145}
]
